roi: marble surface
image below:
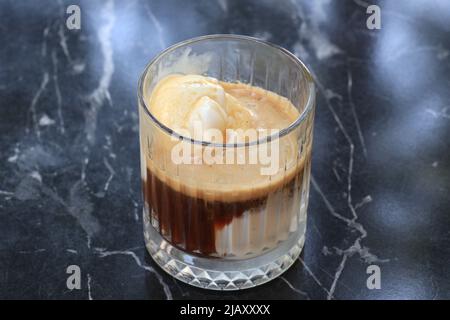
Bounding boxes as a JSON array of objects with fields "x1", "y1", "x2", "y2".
[{"x1": 1, "y1": 0, "x2": 449, "y2": 300}]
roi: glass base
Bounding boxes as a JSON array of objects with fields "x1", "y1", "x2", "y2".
[{"x1": 143, "y1": 210, "x2": 305, "y2": 290}]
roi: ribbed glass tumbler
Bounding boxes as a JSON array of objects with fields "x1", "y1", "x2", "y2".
[{"x1": 138, "y1": 35, "x2": 315, "y2": 290}]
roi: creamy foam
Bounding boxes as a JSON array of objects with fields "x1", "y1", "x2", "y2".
[{"x1": 143, "y1": 74, "x2": 310, "y2": 202}]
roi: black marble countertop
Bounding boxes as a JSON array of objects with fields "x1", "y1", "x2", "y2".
[{"x1": 1, "y1": 0, "x2": 449, "y2": 300}]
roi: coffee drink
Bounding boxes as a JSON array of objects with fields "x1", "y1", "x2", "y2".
[
  {"x1": 141, "y1": 74, "x2": 312, "y2": 258},
  {"x1": 139, "y1": 35, "x2": 315, "y2": 290}
]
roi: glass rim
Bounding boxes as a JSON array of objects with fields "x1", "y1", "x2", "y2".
[{"x1": 138, "y1": 34, "x2": 315, "y2": 148}]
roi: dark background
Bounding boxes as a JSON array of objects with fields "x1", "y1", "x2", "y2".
[{"x1": 0, "y1": 0, "x2": 449, "y2": 299}]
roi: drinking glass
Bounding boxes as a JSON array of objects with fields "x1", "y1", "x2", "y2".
[{"x1": 138, "y1": 35, "x2": 315, "y2": 290}]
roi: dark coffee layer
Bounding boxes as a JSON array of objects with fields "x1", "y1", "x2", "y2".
[{"x1": 143, "y1": 166, "x2": 305, "y2": 256}]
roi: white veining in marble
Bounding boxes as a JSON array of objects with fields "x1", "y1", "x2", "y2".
[
  {"x1": 95, "y1": 248, "x2": 173, "y2": 300},
  {"x1": 85, "y1": 0, "x2": 115, "y2": 145}
]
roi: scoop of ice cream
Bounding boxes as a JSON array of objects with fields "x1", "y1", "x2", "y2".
[
  {"x1": 186, "y1": 96, "x2": 227, "y2": 136},
  {"x1": 148, "y1": 74, "x2": 255, "y2": 142}
]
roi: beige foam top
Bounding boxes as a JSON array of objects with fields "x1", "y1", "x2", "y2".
[{"x1": 143, "y1": 75, "x2": 311, "y2": 202}]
